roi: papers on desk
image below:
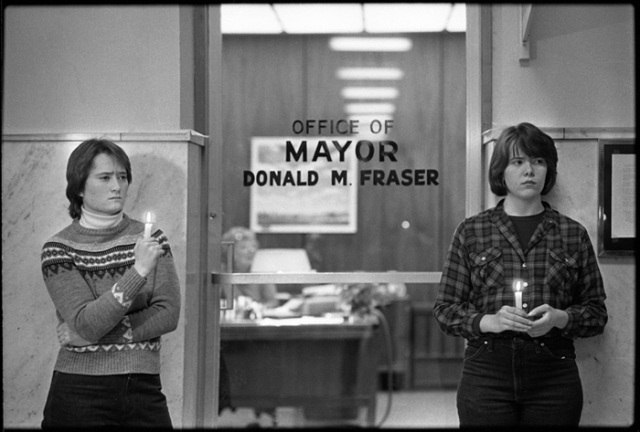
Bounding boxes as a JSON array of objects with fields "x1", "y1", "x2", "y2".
[
  {"x1": 259, "y1": 316, "x2": 346, "y2": 326},
  {"x1": 261, "y1": 297, "x2": 304, "y2": 319},
  {"x1": 261, "y1": 308, "x2": 302, "y2": 319},
  {"x1": 302, "y1": 284, "x2": 341, "y2": 296}
]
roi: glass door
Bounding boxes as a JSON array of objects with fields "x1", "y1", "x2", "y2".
[{"x1": 214, "y1": 4, "x2": 467, "y2": 428}]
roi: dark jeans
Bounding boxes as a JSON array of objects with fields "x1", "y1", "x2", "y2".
[
  {"x1": 457, "y1": 336, "x2": 583, "y2": 427},
  {"x1": 42, "y1": 371, "x2": 172, "y2": 429}
]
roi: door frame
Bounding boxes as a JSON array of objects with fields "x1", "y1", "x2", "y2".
[
  {"x1": 465, "y1": 4, "x2": 492, "y2": 217},
  {"x1": 184, "y1": 4, "x2": 491, "y2": 427},
  {"x1": 181, "y1": 4, "x2": 223, "y2": 428}
]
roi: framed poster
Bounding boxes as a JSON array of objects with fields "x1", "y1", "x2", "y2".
[
  {"x1": 248, "y1": 136, "x2": 358, "y2": 233},
  {"x1": 598, "y1": 139, "x2": 635, "y2": 256}
]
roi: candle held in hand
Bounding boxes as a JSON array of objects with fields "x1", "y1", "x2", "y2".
[
  {"x1": 514, "y1": 280, "x2": 523, "y2": 309},
  {"x1": 144, "y1": 212, "x2": 153, "y2": 238}
]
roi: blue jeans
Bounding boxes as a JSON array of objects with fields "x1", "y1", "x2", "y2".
[
  {"x1": 42, "y1": 371, "x2": 172, "y2": 428},
  {"x1": 457, "y1": 336, "x2": 583, "y2": 427}
]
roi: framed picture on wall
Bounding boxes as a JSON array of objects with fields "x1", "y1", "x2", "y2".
[
  {"x1": 248, "y1": 136, "x2": 358, "y2": 233},
  {"x1": 598, "y1": 139, "x2": 635, "y2": 256}
]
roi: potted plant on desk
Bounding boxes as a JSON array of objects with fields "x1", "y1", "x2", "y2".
[
  {"x1": 339, "y1": 283, "x2": 379, "y2": 322},
  {"x1": 339, "y1": 282, "x2": 406, "y2": 323}
]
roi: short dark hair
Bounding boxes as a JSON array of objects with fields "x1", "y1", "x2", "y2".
[
  {"x1": 488, "y1": 122, "x2": 558, "y2": 196},
  {"x1": 66, "y1": 138, "x2": 132, "y2": 219}
]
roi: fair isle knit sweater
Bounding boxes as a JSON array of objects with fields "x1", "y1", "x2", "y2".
[{"x1": 41, "y1": 214, "x2": 181, "y2": 375}]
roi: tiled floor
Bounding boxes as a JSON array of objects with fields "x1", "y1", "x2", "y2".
[
  {"x1": 216, "y1": 390, "x2": 459, "y2": 428},
  {"x1": 376, "y1": 390, "x2": 459, "y2": 428}
]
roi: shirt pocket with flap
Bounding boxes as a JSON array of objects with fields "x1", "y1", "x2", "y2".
[
  {"x1": 469, "y1": 247, "x2": 504, "y2": 294},
  {"x1": 546, "y1": 248, "x2": 580, "y2": 303}
]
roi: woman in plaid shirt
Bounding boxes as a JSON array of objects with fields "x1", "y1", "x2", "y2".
[{"x1": 434, "y1": 122, "x2": 607, "y2": 427}]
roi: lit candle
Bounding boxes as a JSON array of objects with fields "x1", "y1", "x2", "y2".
[
  {"x1": 144, "y1": 212, "x2": 153, "y2": 238},
  {"x1": 514, "y1": 280, "x2": 523, "y2": 309}
]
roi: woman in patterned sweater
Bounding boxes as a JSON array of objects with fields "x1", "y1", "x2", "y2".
[{"x1": 41, "y1": 138, "x2": 181, "y2": 428}]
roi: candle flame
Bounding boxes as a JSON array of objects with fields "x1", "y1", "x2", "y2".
[
  {"x1": 515, "y1": 280, "x2": 522, "y2": 292},
  {"x1": 145, "y1": 212, "x2": 153, "y2": 223}
]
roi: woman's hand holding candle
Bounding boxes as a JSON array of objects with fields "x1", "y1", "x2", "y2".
[
  {"x1": 134, "y1": 237, "x2": 163, "y2": 278},
  {"x1": 135, "y1": 212, "x2": 162, "y2": 277},
  {"x1": 479, "y1": 305, "x2": 533, "y2": 334}
]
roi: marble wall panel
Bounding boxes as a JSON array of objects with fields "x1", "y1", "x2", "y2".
[
  {"x1": 2, "y1": 138, "x2": 189, "y2": 427},
  {"x1": 544, "y1": 139, "x2": 635, "y2": 427},
  {"x1": 481, "y1": 134, "x2": 635, "y2": 426}
]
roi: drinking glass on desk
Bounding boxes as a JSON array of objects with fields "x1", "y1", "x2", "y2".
[
  {"x1": 219, "y1": 241, "x2": 236, "y2": 313},
  {"x1": 232, "y1": 296, "x2": 264, "y2": 320}
]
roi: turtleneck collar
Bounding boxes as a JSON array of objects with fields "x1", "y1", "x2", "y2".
[{"x1": 79, "y1": 206, "x2": 124, "y2": 229}]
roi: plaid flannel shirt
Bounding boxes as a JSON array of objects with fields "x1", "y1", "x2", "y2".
[{"x1": 434, "y1": 200, "x2": 608, "y2": 341}]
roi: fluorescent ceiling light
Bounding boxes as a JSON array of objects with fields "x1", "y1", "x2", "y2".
[
  {"x1": 221, "y1": 3, "x2": 464, "y2": 34},
  {"x1": 221, "y1": 4, "x2": 283, "y2": 34},
  {"x1": 446, "y1": 4, "x2": 466, "y2": 32},
  {"x1": 273, "y1": 3, "x2": 363, "y2": 34},
  {"x1": 345, "y1": 103, "x2": 396, "y2": 115},
  {"x1": 341, "y1": 87, "x2": 399, "y2": 99},
  {"x1": 364, "y1": 3, "x2": 452, "y2": 33},
  {"x1": 337, "y1": 67, "x2": 404, "y2": 80},
  {"x1": 329, "y1": 37, "x2": 412, "y2": 52}
]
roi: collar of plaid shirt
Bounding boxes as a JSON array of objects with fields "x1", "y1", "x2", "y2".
[{"x1": 490, "y1": 199, "x2": 559, "y2": 258}]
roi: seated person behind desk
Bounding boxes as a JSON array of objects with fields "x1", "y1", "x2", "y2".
[{"x1": 222, "y1": 227, "x2": 278, "y2": 308}]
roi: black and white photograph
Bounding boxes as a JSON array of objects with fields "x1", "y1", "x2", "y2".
[{"x1": 2, "y1": 3, "x2": 635, "y2": 429}]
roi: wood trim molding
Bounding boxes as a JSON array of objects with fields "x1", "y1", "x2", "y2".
[
  {"x1": 212, "y1": 271, "x2": 443, "y2": 285},
  {"x1": 1, "y1": 130, "x2": 206, "y2": 146},
  {"x1": 482, "y1": 127, "x2": 636, "y2": 145}
]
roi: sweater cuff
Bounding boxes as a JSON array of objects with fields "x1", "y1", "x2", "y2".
[{"x1": 114, "y1": 268, "x2": 147, "y2": 305}]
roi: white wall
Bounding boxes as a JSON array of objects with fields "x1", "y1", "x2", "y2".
[
  {"x1": 489, "y1": 5, "x2": 635, "y2": 426},
  {"x1": 492, "y1": 4, "x2": 634, "y2": 128},
  {"x1": 2, "y1": 6, "x2": 182, "y2": 134}
]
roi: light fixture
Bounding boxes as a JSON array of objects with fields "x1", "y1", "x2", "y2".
[
  {"x1": 221, "y1": 4, "x2": 283, "y2": 34},
  {"x1": 345, "y1": 103, "x2": 396, "y2": 115},
  {"x1": 337, "y1": 67, "x2": 404, "y2": 80},
  {"x1": 341, "y1": 86, "x2": 399, "y2": 99},
  {"x1": 364, "y1": 3, "x2": 452, "y2": 33},
  {"x1": 250, "y1": 249, "x2": 313, "y2": 273},
  {"x1": 329, "y1": 36, "x2": 412, "y2": 52},
  {"x1": 221, "y1": 3, "x2": 465, "y2": 34},
  {"x1": 272, "y1": 3, "x2": 363, "y2": 34},
  {"x1": 446, "y1": 4, "x2": 466, "y2": 32}
]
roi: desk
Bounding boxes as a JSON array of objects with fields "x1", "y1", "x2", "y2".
[{"x1": 220, "y1": 317, "x2": 378, "y2": 426}]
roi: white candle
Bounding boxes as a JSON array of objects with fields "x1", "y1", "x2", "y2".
[
  {"x1": 144, "y1": 212, "x2": 153, "y2": 238},
  {"x1": 514, "y1": 280, "x2": 523, "y2": 309}
]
